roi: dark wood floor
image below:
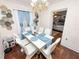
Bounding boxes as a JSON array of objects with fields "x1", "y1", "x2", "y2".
[
  {"x1": 5, "y1": 45, "x2": 26, "y2": 59},
  {"x1": 5, "y1": 44, "x2": 79, "y2": 59}
]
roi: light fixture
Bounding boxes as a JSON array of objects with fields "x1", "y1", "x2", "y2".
[{"x1": 31, "y1": 0, "x2": 48, "y2": 12}]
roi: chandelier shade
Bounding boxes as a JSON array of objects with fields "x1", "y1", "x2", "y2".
[{"x1": 31, "y1": 0, "x2": 48, "y2": 12}]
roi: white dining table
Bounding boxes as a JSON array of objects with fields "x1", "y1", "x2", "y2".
[
  {"x1": 23, "y1": 32, "x2": 54, "y2": 50},
  {"x1": 24, "y1": 34, "x2": 46, "y2": 49}
]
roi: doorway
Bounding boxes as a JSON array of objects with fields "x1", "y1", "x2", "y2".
[{"x1": 52, "y1": 9, "x2": 67, "y2": 39}]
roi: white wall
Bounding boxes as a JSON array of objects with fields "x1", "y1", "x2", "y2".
[
  {"x1": 0, "y1": 0, "x2": 31, "y2": 35},
  {"x1": 38, "y1": 10, "x2": 52, "y2": 28},
  {"x1": 0, "y1": 0, "x2": 31, "y2": 59},
  {"x1": 39, "y1": 0, "x2": 79, "y2": 53},
  {"x1": 0, "y1": 9, "x2": 4, "y2": 59},
  {"x1": 61, "y1": 0, "x2": 79, "y2": 53}
]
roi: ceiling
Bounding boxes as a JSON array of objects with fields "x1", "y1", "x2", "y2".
[
  {"x1": 23, "y1": 0, "x2": 62, "y2": 5},
  {"x1": 5, "y1": 0, "x2": 62, "y2": 6},
  {"x1": 3, "y1": 0, "x2": 63, "y2": 7}
]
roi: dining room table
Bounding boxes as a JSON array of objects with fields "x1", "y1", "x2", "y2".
[{"x1": 23, "y1": 31, "x2": 54, "y2": 50}]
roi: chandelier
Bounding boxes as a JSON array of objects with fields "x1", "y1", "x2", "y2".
[{"x1": 31, "y1": 0, "x2": 48, "y2": 12}]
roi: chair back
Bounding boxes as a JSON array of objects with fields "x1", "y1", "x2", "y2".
[
  {"x1": 14, "y1": 34, "x2": 23, "y2": 46},
  {"x1": 38, "y1": 27, "x2": 44, "y2": 34},
  {"x1": 44, "y1": 28, "x2": 52, "y2": 35},
  {"x1": 25, "y1": 27, "x2": 31, "y2": 32},
  {"x1": 49, "y1": 38, "x2": 61, "y2": 53}
]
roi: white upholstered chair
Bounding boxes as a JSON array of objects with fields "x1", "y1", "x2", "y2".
[
  {"x1": 44, "y1": 28, "x2": 52, "y2": 35},
  {"x1": 40, "y1": 38, "x2": 61, "y2": 59},
  {"x1": 15, "y1": 34, "x2": 30, "y2": 52},
  {"x1": 15, "y1": 34, "x2": 38, "y2": 59},
  {"x1": 37, "y1": 27, "x2": 44, "y2": 34},
  {"x1": 24, "y1": 43, "x2": 38, "y2": 59},
  {"x1": 25, "y1": 27, "x2": 31, "y2": 32}
]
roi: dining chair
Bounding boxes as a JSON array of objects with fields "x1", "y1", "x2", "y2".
[
  {"x1": 15, "y1": 34, "x2": 30, "y2": 52},
  {"x1": 40, "y1": 38, "x2": 61, "y2": 59},
  {"x1": 37, "y1": 27, "x2": 44, "y2": 34},
  {"x1": 25, "y1": 27, "x2": 31, "y2": 32},
  {"x1": 24, "y1": 43, "x2": 38, "y2": 59},
  {"x1": 44, "y1": 28, "x2": 52, "y2": 35}
]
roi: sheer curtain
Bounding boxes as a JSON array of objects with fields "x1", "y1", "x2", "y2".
[{"x1": 18, "y1": 10, "x2": 30, "y2": 39}]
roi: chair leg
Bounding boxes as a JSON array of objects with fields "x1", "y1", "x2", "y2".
[
  {"x1": 21, "y1": 48, "x2": 24, "y2": 52},
  {"x1": 46, "y1": 55, "x2": 52, "y2": 59},
  {"x1": 26, "y1": 56, "x2": 31, "y2": 59}
]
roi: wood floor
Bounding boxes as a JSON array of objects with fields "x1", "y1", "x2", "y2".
[{"x1": 5, "y1": 44, "x2": 79, "y2": 59}]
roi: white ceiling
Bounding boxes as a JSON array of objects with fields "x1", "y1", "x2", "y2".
[
  {"x1": 23, "y1": 0, "x2": 62, "y2": 5},
  {"x1": 4, "y1": 0, "x2": 63, "y2": 7}
]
